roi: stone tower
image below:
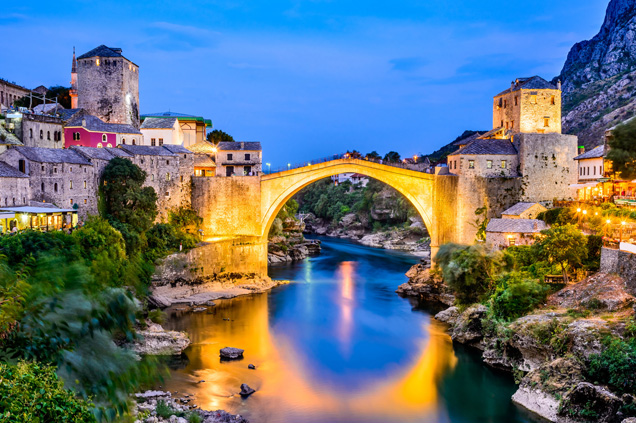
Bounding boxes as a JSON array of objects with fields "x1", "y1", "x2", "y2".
[
  {"x1": 492, "y1": 76, "x2": 561, "y2": 136},
  {"x1": 70, "y1": 47, "x2": 78, "y2": 109},
  {"x1": 76, "y1": 45, "x2": 140, "y2": 128}
]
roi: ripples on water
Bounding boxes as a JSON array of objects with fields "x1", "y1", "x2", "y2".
[{"x1": 163, "y1": 237, "x2": 544, "y2": 423}]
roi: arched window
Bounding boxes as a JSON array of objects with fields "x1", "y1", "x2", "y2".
[
  {"x1": 122, "y1": 138, "x2": 126, "y2": 145},
  {"x1": 40, "y1": 130, "x2": 43, "y2": 139},
  {"x1": 29, "y1": 129, "x2": 33, "y2": 138},
  {"x1": 106, "y1": 143, "x2": 112, "y2": 148},
  {"x1": 102, "y1": 134, "x2": 107, "y2": 142},
  {"x1": 47, "y1": 131, "x2": 50, "y2": 140},
  {"x1": 41, "y1": 182, "x2": 44, "y2": 192},
  {"x1": 132, "y1": 139, "x2": 136, "y2": 145},
  {"x1": 97, "y1": 143, "x2": 103, "y2": 148},
  {"x1": 54, "y1": 183, "x2": 58, "y2": 192}
]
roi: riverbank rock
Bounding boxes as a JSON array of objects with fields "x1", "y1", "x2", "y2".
[
  {"x1": 268, "y1": 239, "x2": 321, "y2": 264},
  {"x1": 131, "y1": 322, "x2": 190, "y2": 356},
  {"x1": 396, "y1": 264, "x2": 455, "y2": 306},
  {"x1": 549, "y1": 272, "x2": 634, "y2": 312},
  {"x1": 566, "y1": 319, "x2": 610, "y2": 360},
  {"x1": 451, "y1": 305, "x2": 488, "y2": 348},
  {"x1": 558, "y1": 382, "x2": 622, "y2": 423},
  {"x1": 220, "y1": 347, "x2": 244, "y2": 360},
  {"x1": 512, "y1": 358, "x2": 584, "y2": 422},
  {"x1": 435, "y1": 306, "x2": 460, "y2": 326}
]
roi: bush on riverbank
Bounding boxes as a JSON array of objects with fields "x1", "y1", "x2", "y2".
[{"x1": 490, "y1": 272, "x2": 548, "y2": 320}]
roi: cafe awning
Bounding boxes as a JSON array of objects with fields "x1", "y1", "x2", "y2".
[
  {"x1": 0, "y1": 212, "x2": 15, "y2": 219},
  {"x1": 569, "y1": 182, "x2": 598, "y2": 189},
  {"x1": 0, "y1": 206, "x2": 77, "y2": 214}
]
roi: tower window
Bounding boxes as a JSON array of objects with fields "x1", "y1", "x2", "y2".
[
  {"x1": 96, "y1": 59, "x2": 100, "y2": 66},
  {"x1": 54, "y1": 183, "x2": 58, "y2": 192},
  {"x1": 40, "y1": 130, "x2": 43, "y2": 139},
  {"x1": 501, "y1": 160, "x2": 507, "y2": 169},
  {"x1": 69, "y1": 181, "x2": 73, "y2": 189},
  {"x1": 551, "y1": 96, "x2": 556, "y2": 105},
  {"x1": 544, "y1": 118, "x2": 550, "y2": 127},
  {"x1": 530, "y1": 95, "x2": 537, "y2": 104},
  {"x1": 514, "y1": 97, "x2": 518, "y2": 106},
  {"x1": 18, "y1": 159, "x2": 25, "y2": 173},
  {"x1": 29, "y1": 129, "x2": 33, "y2": 138},
  {"x1": 468, "y1": 160, "x2": 475, "y2": 169}
]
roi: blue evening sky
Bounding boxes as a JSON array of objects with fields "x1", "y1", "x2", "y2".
[{"x1": 0, "y1": 0, "x2": 609, "y2": 167}]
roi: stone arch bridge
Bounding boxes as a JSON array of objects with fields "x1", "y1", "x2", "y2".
[{"x1": 192, "y1": 158, "x2": 463, "y2": 276}]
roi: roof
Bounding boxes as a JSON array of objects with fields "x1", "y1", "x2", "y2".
[
  {"x1": 453, "y1": 132, "x2": 482, "y2": 146},
  {"x1": 140, "y1": 117, "x2": 177, "y2": 129},
  {"x1": 119, "y1": 145, "x2": 176, "y2": 156},
  {"x1": 33, "y1": 103, "x2": 65, "y2": 114},
  {"x1": 0, "y1": 206, "x2": 77, "y2": 214},
  {"x1": 141, "y1": 112, "x2": 212, "y2": 127},
  {"x1": 12, "y1": 147, "x2": 92, "y2": 165},
  {"x1": 0, "y1": 161, "x2": 27, "y2": 178},
  {"x1": 574, "y1": 145, "x2": 605, "y2": 160},
  {"x1": 496, "y1": 76, "x2": 558, "y2": 97},
  {"x1": 58, "y1": 108, "x2": 83, "y2": 122},
  {"x1": 187, "y1": 140, "x2": 217, "y2": 154},
  {"x1": 193, "y1": 155, "x2": 216, "y2": 168},
  {"x1": 66, "y1": 113, "x2": 141, "y2": 135},
  {"x1": 161, "y1": 144, "x2": 192, "y2": 155},
  {"x1": 478, "y1": 127, "x2": 507, "y2": 139},
  {"x1": 0, "y1": 126, "x2": 23, "y2": 146},
  {"x1": 78, "y1": 45, "x2": 126, "y2": 60},
  {"x1": 107, "y1": 148, "x2": 133, "y2": 158},
  {"x1": 70, "y1": 146, "x2": 119, "y2": 161},
  {"x1": 450, "y1": 138, "x2": 517, "y2": 156},
  {"x1": 501, "y1": 202, "x2": 543, "y2": 216},
  {"x1": 486, "y1": 218, "x2": 548, "y2": 233},
  {"x1": 218, "y1": 141, "x2": 262, "y2": 151}
]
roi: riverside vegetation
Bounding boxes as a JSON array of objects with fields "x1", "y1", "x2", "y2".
[
  {"x1": 398, "y1": 220, "x2": 636, "y2": 423},
  {"x1": 0, "y1": 158, "x2": 210, "y2": 422}
]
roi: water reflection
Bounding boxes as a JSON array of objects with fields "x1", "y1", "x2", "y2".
[{"x1": 163, "y1": 237, "x2": 541, "y2": 423}]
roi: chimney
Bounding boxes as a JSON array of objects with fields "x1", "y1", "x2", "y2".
[
  {"x1": 557, "y1": 80, "x2": 562, "y2": 91},
  {"x1": 82, "y1": 118, "x2": 86, "y2": 127},
  {"x1": 578, "y1": 146, "x2": 585, "y2": 155},
  {"x1": 511, "y1": 81, "x2": 514, "y2": 90},
  {"x1": 241, "y1": 141, "x2": 244, "y2": 149}
]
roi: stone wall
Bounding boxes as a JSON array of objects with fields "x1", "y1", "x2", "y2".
[
  {"x1": 449, "y1": 153, "x2": 518, "y2": 178},
  {"x1": 0, "y1": 175, "x2": 30, "y2": 207},
  {"x1": 192, "y1": 175, "x2": 262, "y2": 237},
  {"x1": 0, "y1": 80, "x2": 29, "y2": 108},
  {"x1": 77, "y1": 56, "x2": 139, "y2": 127},
  {"x1": 514, "y1": 133, "x2": 578, "y2": 205},
  {"x1": 493, "y1": 88, "x2": 561, "y2": 134},
  {"x1": 600, "y1": 247, "x2": 636, "y2": 294},
  {"x1": 17, "y1": 114, "x2": 64, "y2": 149}
]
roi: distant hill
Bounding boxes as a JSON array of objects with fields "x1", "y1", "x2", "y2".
[
  {"x1": 424, "y1": 130, "x2": 488, "y2": 163},
  {"x1": 558, "y1": 0, "x2": 636, "y2": 148}
]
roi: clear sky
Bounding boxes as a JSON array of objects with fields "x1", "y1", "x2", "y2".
[{"x1": 0, "y1": 0, "x2": 610, "y2": 167}]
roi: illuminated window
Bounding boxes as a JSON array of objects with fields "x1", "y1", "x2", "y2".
[
  {"x1": 501, "y1": 160, "x2": 507, "y2": 169},
  {"x1": 84, "y1": 199, "x2": 87, "y2": 204},
  {"x1": 530, "y1": 95, "x2": 537, "y2": 104},
  {"x1": 97, "y1": 143, "x2": 103, "y2": 148},
  {"x1": 166, "y1": 173, "x2": 170, "y2": 181},
  {"x1": 468, "y1": 160, "x2": 475, "y2": 169},
  {"x1": 544, "y1": 118, "x2": 550, "y2": 127},
  {"x1": 96, "y1": 59, "x2": 100, "y2": 66},
  {"x1": 84, "y1": 181, "x2": 87, "y2": 189},
  {"x1": 69, "y1": 181, "x2": 73, "y2": 189},
  {"x1": 509, "y1": 237, "x2": 516, "y2": 246},
  {"x1": 487, "y1": 160, "x2": 492, "y2": 169},
  {"x1": 70, "y1": 199, "x2": 73, "y2": 205}
]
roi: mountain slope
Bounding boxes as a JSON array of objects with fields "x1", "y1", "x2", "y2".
[{"x1": 559, "y1": 0, "x2": 636, "y2": 148}]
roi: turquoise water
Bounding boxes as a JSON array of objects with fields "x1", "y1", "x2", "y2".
[{"x1": 163, "y1": 237, "x2": 544, "y2": 423}]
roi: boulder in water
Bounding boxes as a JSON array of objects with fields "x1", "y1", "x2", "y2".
[
  {"x1": 220, "y1": 347, "x2": 244, "y2": 360},
  {"x1": 240, "y1": 383, "x2": 255, "y2": 397}
]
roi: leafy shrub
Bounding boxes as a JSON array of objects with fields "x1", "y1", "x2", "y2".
[
  {"x1": 269, "y1": 217, "x2": 284, "y2": 237},
  {"x1": 0, "y1": 361, "x2": 96, "y2": 422},
  {"x1": 584, "y1": 235, "x2": 602, "y2": 271},
  {"x1": 588, "y1": 337, "x2": 636, "y2": 394},
  {"x1": 435, "y1": 243, "x2": 501, "y2": 305},
  {"x1": 490, "y1": 272, "x2": 548, "y2": 320},
  {"x1": 503, "y1": 245, "x2": 538, "y2": 270},
  {"x1": 537, "y1": 208, "x2": 574, "y2": 225},
  {"x1": 148, "y1": 309, "x2": 166, "y2": 324},
  {"x1": 581, "y1": 297, "x2": 604, "y2": 311}
]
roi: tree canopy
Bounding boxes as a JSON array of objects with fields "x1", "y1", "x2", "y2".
[
  {"x1": 607, "y1": 117, "x2": 636, "y2": 180},
  {"x1": 536, "y1": 224, "x2": 587, "y2": 283},
  {"x1": 206, "y1": 129, "x2": 234, "y2": 144},
  {"x1": 383, "y1": 151, "x2": 401, "y2": 163}
]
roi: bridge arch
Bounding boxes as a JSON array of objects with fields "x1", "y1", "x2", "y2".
[{"x1": 260, "y1": 159, "x2": 440, "y2": 248}]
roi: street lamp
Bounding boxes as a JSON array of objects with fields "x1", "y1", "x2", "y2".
[
  {"x1": 620, "y1": 221, "x2": 627, "y2": 243},
  {"x1": 266, "y1": 163, "x2": 271, "y2": 173},
  {"x1": 287, "y1": 163, "x2": 291, "y2": 170},
  {"x1": 605, "y1": 219, "x2": 611, "y2": 237},
  {"x1": 576, "y1": 208, "x2": 582, "y2": 225}
]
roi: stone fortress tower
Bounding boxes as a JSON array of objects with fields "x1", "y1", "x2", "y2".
[{"x1": 76, "y1": 45, "x2": 140, "y2": 128}]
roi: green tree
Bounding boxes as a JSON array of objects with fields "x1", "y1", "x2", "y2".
[
  {"x1": 435, "y1": 243, "x2": 501, "y2": 305},
  {"x1": 383, "y1": 151, "x2": 401, "y2": 163},
  {"x1": 99, "y1": 157, "x2": 157, "y2": 254},
  {"x1": 536, "y1": 224, "x2": 587, "y2": 283},
  {"x1": 206, "y1": 129, "x2": 234, "y2": 145},
  {"x1": 490, "y1": 272, "x2": 547, "y2": 320},
  {"x1": 365, "y1": 151, "x2": 381, "y2": 160},
  {"x1": 607, "y1": 118, "x2": 636, "y2": 180}
]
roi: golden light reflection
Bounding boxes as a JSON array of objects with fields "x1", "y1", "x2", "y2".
[
  {"x1": 166, "y1": 293, "x2": 459, "y2": 422},
  {"x1": 337, "y1": 261, "x2": 355, "y2": 356}
]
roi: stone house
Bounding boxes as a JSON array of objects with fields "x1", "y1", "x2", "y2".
[
  {"x1": 573, "y1": 145, "x2": 606, "y2": 200},
  {"x1": 140, "y1": 117, "x2": 182, "y2": 146},
  {"x1": 0, "y1": 79, "x2": 30, "y2": 110},
  {"x1": 5, "y1": 111, "x2": 64, "y2": 149},
  {"x1": 486, "y1": 218, "x2": 548, "y2": 249},
  {"x1": 447, "y1": 138, "x2": 518, "y2": 177},
  {"x1": 140, "y1": 112, "x2": 212, "y2": 147},
  {"x1": 76, "y1": 45, "x2": 140, "y2": 128},
  {"x1": 0, "y1": 147, "x2": 97, "y2": 216},
  {"x1": 501, "y1": 202, "x2": 547, "y2": 220},
  {"x1": 188, "y1": 140, "x2": 217, "y2": 177},
  {"x1": 64, "y1": 111, "x2": 142, "y2": 148},
  {"x1": 216, "y1": 141, "x2": 262, "y2": 176},
  {"x1": 0, "y1": 161, "x2": 29, "y2": 210}
]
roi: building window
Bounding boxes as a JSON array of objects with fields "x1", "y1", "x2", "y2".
[
  {"x1": 501, "y1": 160, "x2": 507, "y2": 169},
  {"x1": 511, "y1": 120, "x2": 514, "y2": 129},
  {"x1": 166, "y1": 160, "x2": 170, "y2": 165},
  {"x1": 166, "y1": 173, "x2": 170, "y2": 181},
  {"x1": 551, "y1": 96, "x2": 556, "y2": 105},
  {"x1": 122, "y1": 138, "x2": 126, "y2": 145},
  {"x1": 18, "y1": 159, "x2": 25, "y2": 173},
  {"x1": 503, "y1": 99, "x2": 507, "y2": 108},
  {"x1": 29, "y1": 129, "x2": 33, "y2": 138},
  {"x1": 487, "y1": 160, "x2": 492, "y2": 169},
  {"x1": 84, "y1": 180, "x2": 87, "y2": 189},
  {"x1": 594, "y1": 166, "x2": 596, "y2": 175},
  {"x1": 41, "y1": 182, "x2": 44, "y2": 191},
  {"x1": 226, "y1": 166, "x2": 234, "y2": 176},
  {"x1": 40, "y1": 130, "x2": 44, "y2": 139},
  {"x1": 180, "y1": 175, "x2": 183, "y2": 182},
  {"x1": 47, "y1": 131, "x2": 51, "y2": 140},
  {"x1": 97, "y1": 143, "x2": 103, "y2": 148},
  {"x1": 41, "y1": 165, "x2": 44, "y2": 171},
  {"x1": 69, "y1": 181, "x2": 73, "y2": 189},
  {"x1": 54, "y1": 167, "x2": 57, "y2": 174},
  {"x1": 84, "y1": 199, "x2": 87, "y2": 204},
  {"x1": 530, "y1": 95, "x2": 537, "y2": 104},
  {"x1": 514, "y1": 97, "x2": 518, "y2": 106},
  {"x1": 132, "y1": 139, "x2": 136, "y2": 145},
  {"x1": 245, "y1": 153, "x2": 251, "y2": 161},
  {"x1": 151, "y1": 174, "x2": 155, "y2": 181},
  {"x1": 54, "y1": 183, "x2": 58, "y2": 192},
  {"x1": 151, "y1": 138, "x2": 156, "y2": 146},
  {"x1": 544, "y1": 118, "x2": 550, "y2": 127},
  {"x1": 102, "y1": 134, "x2": 107, "y2": 142},
  {"x1": 468, "y1": 160, "x2": 475, "y2": 169},
  {"x1": 244, "y1": 166, "x2": 252, "y2": 175},
  {"x1": 227, "y1": 153, "x2": 233, "y2": 161},
  {"x1": 500, "y1": 120, "x2": 504, "y2": 128},
  {"x1": 509, "y1": 237, "x2": 516, "y2": 246},
  {"x1": 159, "y1": 138, "x2": 163, "y2": 146},
  {"x1": 69, "y1": 167, "x2": 72, "y2": 172},
  {"x1": 70, "y1": 199, "x2": 73, "y2": 205},
  {"x1": 96, "y1": 59, "x2": 100, "y2": 66}
]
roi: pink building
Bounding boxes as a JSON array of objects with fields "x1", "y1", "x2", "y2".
[{"x1": 64, "y1": 112, "x2": 141, "y2": 149}]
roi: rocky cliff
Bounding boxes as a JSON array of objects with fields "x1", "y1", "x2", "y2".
[{"x1": 559, "y1": 0, "x2": 636, "y2": 148}]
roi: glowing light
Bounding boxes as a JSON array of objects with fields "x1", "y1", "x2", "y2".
[
  {"x1": 607, "y1": 219, "x2": 611, "y2": 224},
  {"x1": 622, "y1": 221, "x2": 627, "y2": 226},
  {"x1": 582, "y1": 210, "x2": 587, "y2": 215},
  {"x1": 576, "y1": 208, "x2": 581, "y2": 213}
]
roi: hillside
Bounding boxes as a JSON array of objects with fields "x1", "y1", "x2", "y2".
[{"x1": 559, "y1": 0, "x2": 636, "y2": 148}]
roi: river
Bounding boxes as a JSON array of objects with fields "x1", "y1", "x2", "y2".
[{"x1": 163, "y1": 236, "x2": 544, "y2": 423}]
